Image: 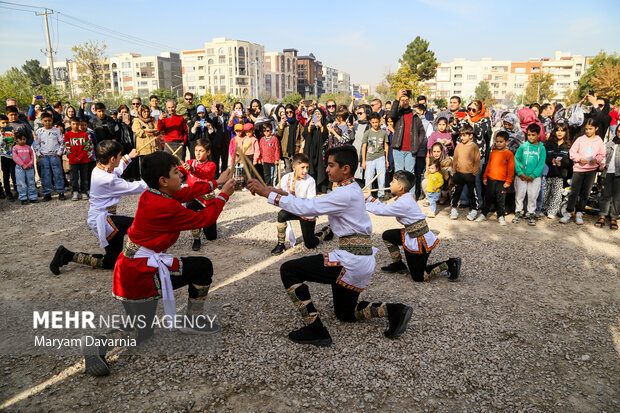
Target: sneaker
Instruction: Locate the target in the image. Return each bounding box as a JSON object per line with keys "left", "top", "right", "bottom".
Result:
{"left": 498, "top": 216, "right": 507, "bottom": 226}
{"left": 422, "top": 200, "right": 430, "bottom": 207}
{"left": 512, "top": 212, "right": 522, "bottom": 224}
{"left": 49, "top": 245, "right": 73, "bottom": 275}
{"left": 475, "top": 213, "right": 487, "bottom": 222}
{"left": 191, "top": 238, "right": 201, "bottom": 251}
{"left": 21, "top": 200, "right": 28, "bottom": 205}
{"left": 72, "top": 192, "right": 79, "bottom": 201}
{"left": 427, "top": 211, "right": 435, "bottom": 218}
{"left": 534, "top": 212, "right": 544, "bottom": 219}
{"left": 30, "top": 199, "right": 38, "bottom": 204}
{"left": 384, "top": 303, "right": 413, "bottom": 339}
{"left": 559, "top": 211, "right": 572, "bottom": 224}
{"left": 270, "top": 242, "right": 285, "bottom": 255}
{"left": 466, "top": 210, "right": 478, "bottom": 221}
{"left": 288, "top": 323, "right": 332, "bottom": 346}
{"left": 575, "top": 212, "right": 584, "bottom": 225}
{"left": 447, "top": 257, "right": 462, "bottom": 282}
{"left": 381, "top": 260, "right": 408, "bottom": 274}
{"left": 527, "top": 214, "right": 536, "bottom": 226}
{"left": 82, "top": 193, "right": 89, "bottom": 200}
{"left": 450, "top": 208, "right": 458, "bottom": 220}
{"left": 81, "top": 335, "right": 110, "bottom": 376}
{"left": 42, "top": 194, "right": 52, "bottom": 202}
{"left": 547, "top": 213, "right": 556, "bottom": 220}
{"left": 58, "top": 193, "right": 66, "bottom": 201}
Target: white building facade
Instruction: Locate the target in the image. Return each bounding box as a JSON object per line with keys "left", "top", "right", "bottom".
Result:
{"left": 264, "top": 50, "right": 298, "bottom": 99}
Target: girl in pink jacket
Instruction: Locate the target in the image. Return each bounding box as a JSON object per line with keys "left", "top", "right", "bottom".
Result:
{"left": 11, "top": 130, "right": 38, "bottom": 203}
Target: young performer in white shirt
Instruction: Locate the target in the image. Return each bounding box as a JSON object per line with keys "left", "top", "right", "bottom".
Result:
{"left": 49, "top": 141, "right": 147, "bottom": 274}
{"left": 364, "top": 170, "right": 461, "bottom": 282}
{"left": 248, "top": 146, "right": 412, "bottom": 346}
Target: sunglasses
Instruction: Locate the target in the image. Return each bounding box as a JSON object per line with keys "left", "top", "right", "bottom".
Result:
{"left": 132, "top": 103, "right": 140, "bottom": 105}
{"left": 467, "top": 107, "right": 477, "bottom": 112}
{"left": 285, "top": 110, "right": 294, "bottom": 114}
{"left": 598, "top": 104, "right": 604, "bottom": 108}
{"left": 185, "top": 98, "right": 192, "bottom": 101}
{"left": 357, "top": 112, "right": 364, "bottom": 115}
{"left": 327, "top": 104, "right": 336, "bottom": 108}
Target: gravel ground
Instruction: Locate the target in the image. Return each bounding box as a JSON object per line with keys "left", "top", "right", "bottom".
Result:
{"left": 0, "top": 189, "right": 618, "bottom": 412}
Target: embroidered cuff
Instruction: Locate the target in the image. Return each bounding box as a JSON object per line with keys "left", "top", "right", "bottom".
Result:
{"left": 367, "top": 197, "right": 377, "bottom": 203}
{"left": 216, "top": 193, "right": 229, "bottom": 203}
{"left": 122, "top": 154, "right": 131, "bottom": 164}
{"left": 267, "top": 192, "right": 281, "bottom": 206}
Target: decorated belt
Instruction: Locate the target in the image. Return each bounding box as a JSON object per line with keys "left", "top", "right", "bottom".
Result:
{"left": 107, "top": 206, "right": 118, "bottom": 215}
{"left": 405, "top": 220, "right": 429, "bottom": 238}
{"left": 338, "top": 234, "right": 373, "bottom": 256}
{"left": 122, "top": 239, "right": 141, "bottom": 259}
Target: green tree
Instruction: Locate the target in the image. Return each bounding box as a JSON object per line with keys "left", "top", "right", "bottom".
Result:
{"left": 399, "top": 36, "right": 438, "bottom": 82}
{"left": 282, "top": 92, "right": 302, "bottom": 106}
{"left": 72, "top": 41, "right": 107, "bottom": 99}
{"left": 319, "top": 92, "right": 350, "bottom": 106}
{"left": 577, "top": 51, "right": 620, "bottom": 97}
{"left": 0, "top": 66, "right": 67, "bottom": 111}
{"left": 503, "top": 92, "right": 518, "bottom": 109}
{"left": 590, "top": 62, "right": 620, "bottom": 104}
{"left": 386, "top": 66, "right": 428, "bottom": 97}
{"left": 150, "top": 88, "right": 177, "bottom": 104}
{"left": 474, "top": 80, "right": 494, "bottom": 106}
{"left": 524, "top": 73, "right": 555, "bottom": 104}
{"left": 198, "top": 92, "right": 237, "bottom": 111}
{"left": 563, "top": 88, "right": 582, "bottom": 106}
{"left": 433, "top": 97, "right": 448, "bottom": 110}
{"left": 374, "top": 81, "right": 395, "bottom": 102}
{"left": 21, "top": 59, "right": 51, "bottom": 90}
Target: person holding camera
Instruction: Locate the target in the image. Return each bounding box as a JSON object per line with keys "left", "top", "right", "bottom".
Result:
{"left": 208, "top": 100, "right": 230, "bottom": 177}
{"left": 189, "top": 105, "right": 215, "bottom": 160}
{"left": 388, "top": 88, "right": 427, "bottom": 195}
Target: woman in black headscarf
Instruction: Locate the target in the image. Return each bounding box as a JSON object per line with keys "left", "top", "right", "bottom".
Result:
{"left": 303, "top": 107, "right": 328, "bottom": 192}
{"left": 585, "top": 95, "right": 611, "bottom": 139}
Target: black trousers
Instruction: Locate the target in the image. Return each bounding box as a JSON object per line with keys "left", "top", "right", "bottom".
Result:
{"left": 382, "top": 229, "right": 444, "bottom": 282}
{"left": 452, "top": 172, "right": 479, "bottom": 210}
{"left": 186, "top": 199, "right": 217, "bottom": 240}
{"left": 277, "top": 210, "right": 318, "bottom": 248}
{"left": 263, "top": 162, "right": 276, "bottom": 186}
{"left": 280, "top": 254, "right": 361, "bottom": 322}
{"left": 121, "top": 256, "right": 213, "bottom": 342}
{"left": 70, "top": 163, "right": 90, "bottom": 193}
{"left": 103, "top": 215, "right": 134, "bottom": 269}
{"left": 566, "top": 170, "right": 597, "bottom": 213}
{"left": 1, "top": 156, "right": 16, "bottom": 194}
{"left": 481, "top": 178, "right": 507, "bottom": 217}
{"left": 211, "top": 145, "right": 228, "bottom": 178}
{"left": 414, "top": 156, "right": 426, "bottom": 199}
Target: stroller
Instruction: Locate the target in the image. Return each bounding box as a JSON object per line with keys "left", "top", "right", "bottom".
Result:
{"left": 558, "top": 173, "right": 603, "bottom": 216}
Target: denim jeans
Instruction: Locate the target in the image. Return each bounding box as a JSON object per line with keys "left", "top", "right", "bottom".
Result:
{"left": 392, "top": 149, "right": 416, "bottom": 194}
{"left": 427, "top": 191, "right": 440, "bottom": 213}
{"left": 15, "top": 165, "right": 37, "bottom": 200}
{"left": 365, "top": 157, "right": 386, "bottom": 197}
{"left": 40, "top": 155, "right": 66, "bottom": 195}
{"left": 460, "top": 157, "right": 485, "bottom": 206}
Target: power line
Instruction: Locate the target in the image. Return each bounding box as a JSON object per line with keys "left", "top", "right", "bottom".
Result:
{"left": 0, "top": 4, "right": 34, "bottom": 12}
{"left": 0, "top": 0, "right": 43, "bottom": 9}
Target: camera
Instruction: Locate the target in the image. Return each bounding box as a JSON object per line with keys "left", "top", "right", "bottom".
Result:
{"left": 588, "top": 89, "right": 595, "bottom": 96}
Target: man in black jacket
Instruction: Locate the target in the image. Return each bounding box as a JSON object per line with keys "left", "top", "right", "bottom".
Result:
{"left": 88, "top": 103, "right": 119, "bottom": 142}
{"left": 207, "top": 101, "right": 230, "bottom": 177}
{"left": 388, "top": 89, "right": 426, "bottom": 194}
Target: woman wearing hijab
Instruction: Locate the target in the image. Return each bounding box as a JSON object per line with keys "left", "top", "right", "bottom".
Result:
{"left": 276, "top": 104, "right": 303, "bottom": 173}
{"left": 116, "top": 104, "right": 139, "bottom": 181}
{"left": 302, "top": 107, "right": 328, "bottom": 191}
{"left": 458, "top": 100, "right": 492, "bottom": 200}
{"left": 132, "top": 104, "right": 161, "bottom": 174}
{"left": 585, "top": 95, "right": 611, "bottom": 139}
{"left": 500, "top": 112, "right": 524, "bottom": 154}
{"left": 188, "top": 105, "right": 215, "bottom": 158}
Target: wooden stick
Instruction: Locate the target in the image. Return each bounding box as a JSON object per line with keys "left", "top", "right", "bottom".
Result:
{"left": 362, "top": 170, "right": 384, "bottom": 190}
{"left": 277, "top": 160, "right": 281, "bottom": 187}
{"left": 136, "top": 137, "right": 157, "bottom": 154}
{"left": 165, "top": 143, "right": 183, "bottom": 161}
{"left": 369, "top": 187, "right": 390, "bottom": 192}
{"left": 236, "top": 147, "right": 267, "bottom": 187}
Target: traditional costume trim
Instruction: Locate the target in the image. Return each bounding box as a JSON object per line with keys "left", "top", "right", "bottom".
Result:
{"left": 273, "top": 194, "right": 282, "bottom": 206}
{"left": 122, "top": 155, "right": 130, "bottom": 164}
{"left": 106, "top": 206, "right": 118, "bottom": 215}
{"left": 401, "top": 229, "right": 439, "bottom": 254}
{"left": 337, "top": 177, "right": 356, "bottom": 187}
{"left": 336, "top": 269, "right": 363, "bottom": 293}
{"left": 105, "top": 216, "right": 119, "bottom": 241}
{"left": 405, "top": 219, "right": 430, "bottom": 238}
{"left": 96, "top": 163, "right": 114, "bottom": 173}
{"left": 122, "top": 239, "right": 141, "bottom": 258}
{"left": 323, "top": 253, "right": 342, "bottom": 267}
{"left": 300, "top": 216, "right": 317, "bottom": 222}
{"left": 215, "top": 195, "right": 227, "bottom": 203}
{"left": 338, "top": 234, "right": 373, "bottom": 255}
{"left": 147, "top": 188, "right": 172, "bottom": 199}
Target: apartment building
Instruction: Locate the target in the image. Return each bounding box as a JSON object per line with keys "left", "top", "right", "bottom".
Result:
{"left": 181, "top": 38, "right": 265, "bottom": 97}
{"left": 322, "top": 66, "right": 339, "bottom": 94}
{"left": 264, "top": 49, "right": 298, "bottom": 99}
{"left": 297, "top": 53, "right": 321, "bottom": 98}
{"left": 108, "top": 52, "right": 182, "bottom": 96}
{"left": 337, "top": 71, "right": 351, "bottom": 94}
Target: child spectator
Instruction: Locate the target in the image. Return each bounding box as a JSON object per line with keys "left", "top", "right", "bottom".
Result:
{"left": 597, "top": 125, "right": 620, "bottom": 230}
{"left": 33, "top": 112, "right": 67, "bottom": 201}
{"left": 270, "top": 153, "right": 321, "bottom": 255}
{"left": 422, "top": 142, "right": 451, "bottom": 203}
{"left": 79, "top": 117, "right": 98, "bottom": 179}
{"left": 88, "top": 102, "right": 119, "bottom": 143}
{"left": 425, "top": 160, "right": 443, "bottom": 217}
{"left": 65, "top": 117, "right": 92, "bottom": 200}
{"left": 476, "top": 131, "right": 514, "bottom": 225}
{"left": 11, "top": 130, "right": 38, "bottom": 204}
{"left": 0, "top": 114, "right": 17, "bottom": 201}
{"left": 259, "top": 123, "right": 280, "bottom": 186}
{"left": 500, "top": 113, "right": 524, "bottom": 154}
{"left": 450, "top": 124, "right": 480, "bottom": 221}
{"left": 543, "top": 122, "right": 571, "bottom": 219}
{"left": 229, "top": 123, "right": 260, "bottom": 167}
{"left": 512, "top": 124, "right": 547, "bottom": 226}
{"left": 324, "top": 108, "right": 352, "bottom": 163}
{"left": 561, "top": 119, "right": 606, "bottom": 224}
{"left": 361, "top": 113, "right": 389, "bottom": 199}
{"left": 179, "top": 138, "right": 219, "bottom": 251}
{"left": 427, "top": 117, "right": 454, "bottom": 155}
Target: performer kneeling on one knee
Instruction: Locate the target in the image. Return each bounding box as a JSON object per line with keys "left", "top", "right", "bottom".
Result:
{"left": 178, "top": 137, "right": 219, "bottom": 251}
{"left": 50, "top": 141, "right": 147, "bottom": 275}
{"left": 81, "top": 151, "right": 235, "bottom": 377}
{"left": 271, "top": 153, "right": 322, "bottom": 255}
{"left": 248, "top": 146, "right": 413, "bottom": 347}
{"left": 364, "top": 170, "right": 461, "bottom": 282}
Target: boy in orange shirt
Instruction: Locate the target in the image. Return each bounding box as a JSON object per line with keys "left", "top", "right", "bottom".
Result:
{"left": 476, "top": 131, "right": 514, "bottom": 225}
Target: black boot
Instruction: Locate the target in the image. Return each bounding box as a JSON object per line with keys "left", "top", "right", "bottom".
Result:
{"left": 314, "top": 225, "right": 333, "bottom": 242}
{"left": 81, "top": 334, "right": 110, "bottom": 376}
{"left": 271, "top": 242, "right": 285, "bottom": 255}
{"left": 49, "top": 245, "right": 73, "bottom": 275}
{"left": 447, "top": 258, "right": 462, "bottom": 282}
{"left": 192, "top": 238, "right": 201, "bottom": 251}
{"left": 288, "top": 319, "right": 332, "bottom": 346}
{"left": 381, "top": 260, "right": 408, "bottom": 274}
{"left": 384, "top": 303, "right": 413, "bottom": 339}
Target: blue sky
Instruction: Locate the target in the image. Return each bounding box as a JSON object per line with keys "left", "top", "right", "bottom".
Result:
{"left": 0, "top": 0, "right": 618, "bottom": 89}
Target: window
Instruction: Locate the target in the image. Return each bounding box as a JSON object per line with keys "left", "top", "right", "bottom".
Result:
{"left": 187, "top": 76, "right": 196, "bottom": 82}
{"left": 135, "top": 63, "right": 139, "bottom": 68}
{"left": 198, "top": 66, "right": 204, "bottom": 70}
{"left": 454, "top": 74, "right": 462, "bottom": 79}
{"left": 466, "top": 75, "right": 477, "bottom": 80}
{"left": 122, "top": 71, "right": 131, "bottom": 78}
{"left": 208, "top": 58, "right": 214, "bottom": 65}
{"left": 199, "top": 85, "right": 206, "bottom": 90}
{"left": 532, "top": 67, "right": 540, "bottom": 73}
{"left": 440, "top": 67, "right": 449, "bottom": 73}
{"left": 454, "top": 82, "right": 462, "bottom": 87}
{"left": 121, "top": 62, "right": 131, "bottom": 68}
{"left": 207, "top": 48, "right": 214, "bottom": 55}
{"left": 152, "top": 80, "right": 157, "bottom": 85}
{"left": 123, "top": 81, "right": 132, "bottom": 87}
{"left": 185, "top": 56, "right": 195, "bottom": 62}
{"left": 199, "top": 76, "right": 205, "bottom": 80}
{"left": 186, "top": 66, "right": 195, "bottom": 72}
{"left": 188, "top": 86, "right": 196, "bottom": 91}
{"left": 219, "top": 56, "right": 226, "bottom": 64}
{"left": 197, "top": 56, "right": 204, "bottom": 61}
{"left": 455, "top": 66, "right": 462, "bottom": 71}
{"left": 495, "top": 75, "right": 503, "bottom": 80}
{"left": 138, "top": 81, "right": 148, "bottom": 87}
{"left": 515, "top": 67, "right": 526, "bottom": 73}
{"left": 515, "top": 83, "right": 524, "bottom": 89}
{"left": 454, "top": 90, "right": 462, "bottom": 95}
{"left": 218, "top": 47, "right": 225, "bottom": 54}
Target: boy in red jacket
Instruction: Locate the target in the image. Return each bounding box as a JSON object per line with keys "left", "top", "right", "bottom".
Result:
{"left": 179, "top": 138, "right": 221, "bottom": 250}
{"left": 64, "top": 117, "right": 92, "bottom": 198}
{"left": 81, "top": 151, "right": 235, "bottom": 377}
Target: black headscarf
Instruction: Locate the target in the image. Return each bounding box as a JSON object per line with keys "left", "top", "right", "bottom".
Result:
{"left": 588, "top": 97, "right": 611, "bottom": 139}
{"left": 304, "top": 108, "right": 328, "bottom": 187}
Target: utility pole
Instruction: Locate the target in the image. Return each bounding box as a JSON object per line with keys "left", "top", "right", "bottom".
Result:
{"left": 36, "top": 8, "right": 56, "bottom": 85}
